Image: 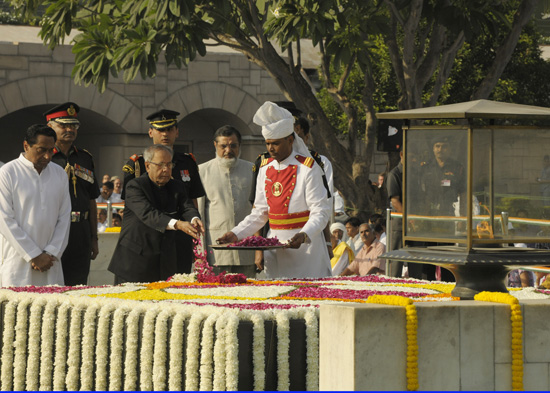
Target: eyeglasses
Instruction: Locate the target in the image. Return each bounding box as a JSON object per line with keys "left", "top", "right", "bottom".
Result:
{"left": 216, "top": 143, "right": 239, "bottom": 149}
{"left": 53, "top": 121, "right": 80, "bottom": 130}
{"left": 148, "top": 161, "right": 175, "bottom": 170}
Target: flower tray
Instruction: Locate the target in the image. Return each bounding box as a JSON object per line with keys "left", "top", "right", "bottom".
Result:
{"left": 209, "top": 244, "right": 286, "bottom": 250}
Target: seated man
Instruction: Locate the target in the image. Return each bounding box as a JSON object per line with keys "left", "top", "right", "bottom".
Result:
{"left": 345, "top": 217, "right": 364, "bottom": 256}
{"left": 340, "top": 223, "right": 386, "bottom": 276}
{"left": 97, "top": 209, "right": 108, "bottom": 233}
{"left": 330, "top": 222, "right": 354, "bottom": 276}
{"left": 97, "top": 181, "right": 122, "bottom": 203}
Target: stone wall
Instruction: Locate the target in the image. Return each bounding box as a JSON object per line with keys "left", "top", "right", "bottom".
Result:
{"left": 320, "top": 301, "right": 550, "bottom": 391}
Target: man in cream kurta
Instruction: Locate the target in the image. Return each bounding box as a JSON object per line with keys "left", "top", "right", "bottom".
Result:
{"left": 0, "top": 125, "right": 71, "bottom": 286}
{"left": 198, "top": 126, "right": 255, "bottom": 276}
{"left": 218, "top": 102, "right": 331, "bottom": 279}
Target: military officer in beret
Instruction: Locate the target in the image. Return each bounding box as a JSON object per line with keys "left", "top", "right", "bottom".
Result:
{"left": 122, "top": 109, "right": 206, "bottom": 273}
{"left": 46, "top": 102, "right": 100, "bottom": 286}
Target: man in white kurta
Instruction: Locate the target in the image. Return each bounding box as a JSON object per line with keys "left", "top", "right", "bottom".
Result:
{"left": 198, "top": 126, "right": 255, "bottom": 276}
{"left": 218, "top": 102, "right": 332, "bottom": 279}
{"left": 0, "top": 126, "right": 71, "bottom": 286}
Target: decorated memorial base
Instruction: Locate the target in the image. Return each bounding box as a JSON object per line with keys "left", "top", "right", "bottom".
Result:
{"left": 1, "top": 272, "right": 550, "bottom": 390}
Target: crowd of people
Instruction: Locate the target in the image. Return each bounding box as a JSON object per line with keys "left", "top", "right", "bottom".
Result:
{"left": 0, "top": 100, "right": 548, "bottom": 288}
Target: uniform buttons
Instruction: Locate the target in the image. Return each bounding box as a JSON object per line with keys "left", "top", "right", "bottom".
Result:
{"left": 284, "top": 204, "right": 288, "bottom": 207}
{"left": 287, "top": 196, "right": 290, "bottom": 199}
{"left": 293, "top": 175, "right": 296, "bottom": 178}
{"left": 291, "top": 183, "right": 295, "bottom": 186}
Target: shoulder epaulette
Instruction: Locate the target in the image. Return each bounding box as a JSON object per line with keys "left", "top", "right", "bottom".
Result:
{"left": 260, "top": 157, "right": 274, "bottom": 168}
{"left": 129, "top": 154, "right": 140, "bottom": 162}
{"left": 81, "top": 148, "right": 93, "bottom": 157}
{"left": 122, "top": 164, "right": 134, "bottom": 174}
{"left": 187, "top": 152, "right": 197, "bottom": 163}
{"left": 295, "top": 155, "right": 314, "bottom": 168}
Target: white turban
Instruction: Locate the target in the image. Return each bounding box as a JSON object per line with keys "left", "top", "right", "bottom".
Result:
{"left": 253, "top": 101, "right": 311, "bottom": 158}
{"left": 330, "top": 222, "right": 348, "bottom": 243}
{"left": 330, "top": 222, "right": 346, "bottom": 234}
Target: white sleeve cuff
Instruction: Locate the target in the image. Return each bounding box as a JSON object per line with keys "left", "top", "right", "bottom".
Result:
{"left": 167, "top": 219, "right": 178, "bottom": 230}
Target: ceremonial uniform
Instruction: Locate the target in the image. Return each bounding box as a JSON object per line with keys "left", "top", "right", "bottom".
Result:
{"left": 249, "top": 149, "right": 331, "bottom": 204}
{"left": 51, "top": 145, "right": 99, "bottom": 284}
{"left": 233, "top": 151, "right": 332, "bottom": 278}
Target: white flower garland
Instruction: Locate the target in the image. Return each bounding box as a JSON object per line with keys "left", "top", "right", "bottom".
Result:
{"left": 224, "top": 313, "right": 240, "bottom": 391}
{"left": 0, "top": 299, "right": 17, "bottom": 390}
{"left": 275, "top": 312, "right": 291, "bottom": 390}
{"left": 123, "top": 307, "right": 144, "bottom": 391}
{"left": 53, "top": 301, "right": 71, "bottom": 390}
{"left": 13, "top": 297, "right": 31, "bottom": 390}
{"left": 168, "top": 310, "right": 189, "bottom": 391}
{"left": 95, "top": 303, "right": 117, "bottom": 390}
{"left": 213, "top": 314, "right": 227, "bottom": 391}
{"left": 39, "top": 299, "right": 59, "bottom": 390}
{"left": 248, "top": 312, "right": 266, "bottom": 391}
{"left": 65, "top": 303, "right": 84, "bottom": 390}
{"left": 199, "top": 313, "right": 218, "bottom": 391}
{"left": 302, "top": 309, "right": 320, "bottom": 391}
{"left": 26, "top": 298, "right": 47, "bottom": 390}
{"left": 152, "top": 309, "right": 172, "bottom": 391}
{"left": 80, "top": 303, "right": 99, "bottom": 390}
{"left": 185, "top": 312, "right": 204, "bottom": 390}
{"left": 108, "top": 306, "right": 129, "bottom": 391}
{"left": 140, "top": 306, "right": 161, "bottom": 391}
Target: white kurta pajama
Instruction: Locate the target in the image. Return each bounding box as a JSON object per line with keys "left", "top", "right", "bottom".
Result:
{"left": 198, "top": 157, "right": 254, "bottom": 266}
{"left": 0, "top": 154, "right": 71, "bottom": 286}
{"left": 232, "top": 150, "right": 332, "bottom": 278}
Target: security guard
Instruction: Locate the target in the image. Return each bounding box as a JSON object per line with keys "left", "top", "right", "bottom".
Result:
{"left": 122, "top": 109, "right": 206, "bottom": 273}
{"left": 46, "top": 102, "right": 100, "bottom": 286}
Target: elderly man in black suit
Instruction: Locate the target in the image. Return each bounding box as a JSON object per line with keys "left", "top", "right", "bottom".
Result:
{"left": 108, "top": 144, "right": 204, "bottom": 283}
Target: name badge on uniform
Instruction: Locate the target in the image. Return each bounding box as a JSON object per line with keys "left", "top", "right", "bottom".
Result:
{"left": 180, "top": 169, "right": 190, "bottom": 182}
{"left": 441, "top": 179, "right": 451, "bottom": 187}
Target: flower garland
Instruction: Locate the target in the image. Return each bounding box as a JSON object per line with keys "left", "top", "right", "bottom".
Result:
{"left": 168, "top": 311, "right": 188, "bottom": 390}
{"left": 80, "top": 304, "right": 99, "bottom": 390}
{"left": 66, "top": 303, "right": 84, "bottom": 390}
{"left": 225, "top": 313, "right": 240, "bottom": 391}
{"left": 248, "top": 312, "right": 266, "bottom": 391}
{"left": 26, "top": 298, "right": 47, "bottom": 390}
{"left": 140, "top": 306, "right": 161, "bottom": 391}
{"left": 123, "top": 307, "right": 144, "bottom": 390}
{"left": 53, "top": 301, "right": 70, "bottom": 390}
{"left": 474, "top": 291, "right": 523, "bottom": 391}
{"left": 0, "top": 299, "right": 17, "bottom": 390}
{"left": 95, "top": 303, "right": 117, "bottom": 390}
{"left": 109, "top": 306, "right": 129, "bottom": 391}
{"left": 213, "top": 314, "right": 228, "bottom": 390}
{"left": 199, "top": 313, "right": 218, "bottom": 391}
{"left": 13, "top": 298, "right": 31, "bottom": 390}
{"left": 301, "top": 309, "right": 320, "bottom": 391}
{"left": 185, "top": 313, "right": 204, "bottom": 391}
{"left": 39, "top": 299, "right": 59, "bottom": 390}
{"left": 367, "top": 295, "right": 419, "bottom": 391}
{"left": 276, "top": 312, "right": 291, "bottom": 390}
{"left": 153, "top": 309, "right": 172, "bottom": 391}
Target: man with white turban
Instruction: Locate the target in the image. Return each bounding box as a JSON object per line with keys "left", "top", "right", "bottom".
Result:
{"left": 217, "top": 102, "right": 332, "bottom": 278}
{"left": 329, "top": 222, "right": 354, "bottom": 276}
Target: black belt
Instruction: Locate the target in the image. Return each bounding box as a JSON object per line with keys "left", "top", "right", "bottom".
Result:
{"left": 71, "top": 211, "right": 89, "bottom": 223}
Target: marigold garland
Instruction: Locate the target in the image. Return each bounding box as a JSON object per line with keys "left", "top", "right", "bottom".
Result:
{"left": 474, "top": 291, "right": 523, "bottom": 391}
{"left": 366, "top": 295, "right": 419, "bottom": 391}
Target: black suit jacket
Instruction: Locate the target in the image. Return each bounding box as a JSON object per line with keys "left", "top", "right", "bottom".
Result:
{"left": 108, "top": 174, "right": 200, "bottom": 282}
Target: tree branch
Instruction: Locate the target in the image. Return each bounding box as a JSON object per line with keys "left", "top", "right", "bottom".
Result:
{"left": 472, "top": 0, "right": 538, "bottom": 100}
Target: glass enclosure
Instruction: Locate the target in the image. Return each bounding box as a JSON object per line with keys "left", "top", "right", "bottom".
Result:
{"left": 404, "top": 126, "right": 550, "bottom": 248}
